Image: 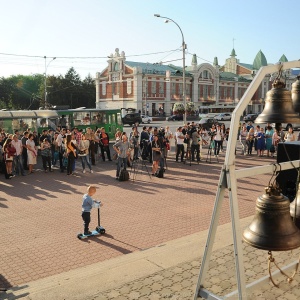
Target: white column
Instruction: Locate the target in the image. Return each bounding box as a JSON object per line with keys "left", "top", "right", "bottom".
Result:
{"left": 234, "top": 79, "right": 239, "bottom": 103}
{"left": 165, "top": 71, "right": 171, "bottom": 115}
{"left": 133, "top": 67, "right": 142, "bottom": 111}
{"left": 215, "top": 67, "right": 220, "bottom": 105}
{"left": 193, "top": 76, "right": 198, "bottom": 105}
{"left": 95, "top": 73, "right": 100, "bottom": 109}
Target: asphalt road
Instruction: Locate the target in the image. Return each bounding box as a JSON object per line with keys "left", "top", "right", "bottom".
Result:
{"left": 123, "top": 119, "right": 231, "bottom": 136}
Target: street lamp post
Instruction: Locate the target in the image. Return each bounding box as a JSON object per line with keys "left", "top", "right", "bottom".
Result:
{"left": 44, "top": 56, "right": 56, "bottom": 109}
{"left": 154, "top": 14, "right": 187, "bottom": 123}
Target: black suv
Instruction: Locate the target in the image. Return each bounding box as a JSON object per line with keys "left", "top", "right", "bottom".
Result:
{"left": 122, "top": 113, "right": 142, "bottom": 126}
{"left": 198, "top": 118, "right": 223, "bottom": 130}
{"left": 166, "top": 114, "right": 183, "bottom": 121}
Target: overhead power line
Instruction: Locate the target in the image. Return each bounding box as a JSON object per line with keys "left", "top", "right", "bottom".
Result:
{"left": 186, "top": 51, "right": 213, "bottom": 64}
{"left": 0, "top": 49, "right": 181, "bottom": 60}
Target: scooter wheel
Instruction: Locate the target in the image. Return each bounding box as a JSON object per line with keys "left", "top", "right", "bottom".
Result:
{"left": 96, "top": 226, "right": 105, "bottom": 234}
{"left": 96, "top": 226, "right": 102, "bottom": 233}
{"left": 77, "top": 233, "right": 83, "bottom": 239}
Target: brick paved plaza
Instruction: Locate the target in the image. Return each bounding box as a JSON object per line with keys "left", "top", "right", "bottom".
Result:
{"left": 0, "top": 149, "right": 280, "bottom": 298}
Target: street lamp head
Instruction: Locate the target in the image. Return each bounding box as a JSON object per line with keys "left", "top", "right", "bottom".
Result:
{"left": 154, "top": 14, "right": 160, "bottom": 17}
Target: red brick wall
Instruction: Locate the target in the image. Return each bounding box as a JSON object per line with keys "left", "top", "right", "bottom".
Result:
{"left": 237, "top": 65, "right": 251, "bottom": 75}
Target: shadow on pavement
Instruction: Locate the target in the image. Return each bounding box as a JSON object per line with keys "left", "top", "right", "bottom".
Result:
{"left": 0, "top": 274, "right": 29, "bottom": 300}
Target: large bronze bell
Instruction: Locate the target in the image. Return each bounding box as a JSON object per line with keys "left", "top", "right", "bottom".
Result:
{"left": 292, "top": 76, "right": 300, "bottom": 113}
{"left": 243, "top": 185, "right": 300, "bottom": 251}
{"left": 255, "top": 79, "right": 300, "bottom": 124}
{"left": 290, "top": 183, "right": 300, "bottom": 229}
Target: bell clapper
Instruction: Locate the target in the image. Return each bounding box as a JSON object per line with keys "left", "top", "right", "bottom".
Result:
{"left": 267, "top": 251, "right": 300, "bottom": 287}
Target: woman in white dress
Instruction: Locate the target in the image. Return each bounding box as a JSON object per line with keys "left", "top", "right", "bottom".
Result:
{"left": 284, "top": 127, "right": 296, "bottom": 142}
{"left": 164, "top": 126, "right": 173, "bottom": 158}
{"left": 26, "top": 133, "right": 37, "bottom": 174}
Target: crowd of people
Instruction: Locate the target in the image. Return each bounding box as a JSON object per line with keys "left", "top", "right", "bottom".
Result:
{"left": 239, "top": 122, "right": 299, "bottom": 157}
{"left": 113, "top": 125, "right": 171, "bottom": 177}
{"left": 0, "top": 126, "right": 113, "bottom": 179}
{"left": 1, "top": 121, "right": 298, "bottom": 180}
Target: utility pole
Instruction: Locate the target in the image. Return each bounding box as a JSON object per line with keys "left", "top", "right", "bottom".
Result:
{"left": 44, "top": 56, "right": 56, "bottom": 109}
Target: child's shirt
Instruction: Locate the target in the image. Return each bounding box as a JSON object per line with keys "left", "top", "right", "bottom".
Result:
{"left": 82, "top": 194, "right": 93, "bottom": 212}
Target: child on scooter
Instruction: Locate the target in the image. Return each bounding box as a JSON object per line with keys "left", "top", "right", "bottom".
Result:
{"left": 81, "top": 185, "right": 102, "bottom": 235}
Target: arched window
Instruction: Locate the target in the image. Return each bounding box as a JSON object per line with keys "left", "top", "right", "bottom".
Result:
{"left": 114, "top": 62, "right": 119, "bottom": 71}
{"left": 200, "top": 70, "right": 212, "bottom": 80}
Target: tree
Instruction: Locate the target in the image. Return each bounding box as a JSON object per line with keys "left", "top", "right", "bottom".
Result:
{"left": 0, "top": 67, "right": 96, "bottom": 110}
{"left": 0, "top": 77, "right": 14, "bottom": 109}
{"left": 81, "top": 73, "right": 96, "bottom": 108}
{"left": 0, "top": 75, "right": 44, "bottom": 109}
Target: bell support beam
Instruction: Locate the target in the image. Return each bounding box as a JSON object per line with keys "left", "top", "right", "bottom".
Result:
{"left": 226, "top": 164, "right": 247, "bottom": 298}
{"left": 235, "top": 160, "right": 300, "bottom": 179}
{"left": 194, "top": 60, "right": 300, "bottom": 300}
{"left": 193, "top": 169, "right": 228, "bottom": 299}
{"left": 223, "top": 260, "right": 298, "bottom": 300}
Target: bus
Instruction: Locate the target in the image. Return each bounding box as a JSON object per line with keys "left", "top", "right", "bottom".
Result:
{"left": 0, "top": 110, "right": 59, "bottom": 134}
{"left": 56, "top": 108, "right": 123, "bottom": 139}
{"left": 199, "top": 104, "right": 237, "bottom": 119}
{"left": 0, "top": 108, "right": 123, "bottom": 140}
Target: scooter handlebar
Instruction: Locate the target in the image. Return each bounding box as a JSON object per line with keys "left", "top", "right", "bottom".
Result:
{"left": 92, "top": 200, "right": 101, "bottom": 208}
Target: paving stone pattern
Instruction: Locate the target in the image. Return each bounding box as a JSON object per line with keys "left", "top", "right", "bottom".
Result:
{"left": 89, "top": 243, "right": 300, "bottom": 300}
{"left": 0, "top": 148, "right": 287, "bottom": 294}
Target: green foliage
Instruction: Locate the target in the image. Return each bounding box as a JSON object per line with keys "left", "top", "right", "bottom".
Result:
{"left": 0, "top": 68, "right": 96, "bottom": 110}
{"left": 186, "top": 102, "right": 196, "bottom": 116}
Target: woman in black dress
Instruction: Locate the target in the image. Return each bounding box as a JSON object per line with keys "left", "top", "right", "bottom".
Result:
{"left": 151, "top": 135, "right": 161, "bottom": 175}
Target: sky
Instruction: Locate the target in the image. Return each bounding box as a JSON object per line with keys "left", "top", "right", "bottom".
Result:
{"left": 1, "top": 0, "right": 300, "bottom": 80}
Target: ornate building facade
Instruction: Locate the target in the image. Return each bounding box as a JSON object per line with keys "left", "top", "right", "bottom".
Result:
{"left": 95, "top": 48, "right": 297, "bottom": 116}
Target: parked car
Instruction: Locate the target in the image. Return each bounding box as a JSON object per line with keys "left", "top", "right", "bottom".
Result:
{"left": 141, "top": 114, "right": 152, "bottom": 123}
{"left": 214, "top": 113, "right": 231, "bottom": 121}
{"left": 199, "top": 113, "right": 209, "bottom": 119}
{"left": 243, "top": 113, "right": 259, "bottom": 122}
{"left": 166, "top": 114, "right": 183, "bottom": 121}
{"left": 199, "top": 118, "right": 223, "bottom": 130}
{"left": 122, "top": 113, "right": 142, "bottom": 126}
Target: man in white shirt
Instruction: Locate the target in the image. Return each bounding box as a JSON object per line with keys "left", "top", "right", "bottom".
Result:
{"left": 12, "top": 134, "right": 25, "bottom": 176}
{"left": 175, "top": 127, "right": 185, "bottom": 162}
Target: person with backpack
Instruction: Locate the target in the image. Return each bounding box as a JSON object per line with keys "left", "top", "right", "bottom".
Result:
{"left": 113, "top": 135, "right": 132, "bottom": 180}
{"left": 129, "top": 126, "right": 139, "bottom": 161}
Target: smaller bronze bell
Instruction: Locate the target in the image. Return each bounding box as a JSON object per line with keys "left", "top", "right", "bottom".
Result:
{"left": 292, "top": 76, "right": 300, "bottom": 114}
{"left": 255, "top": 79, "right": 300, "bottom": 124}
{"left": 290, "top": 183, "right": 300, "bottom": 229}
{"left": 243, "top": 185, "right": 300, "bottom": 251}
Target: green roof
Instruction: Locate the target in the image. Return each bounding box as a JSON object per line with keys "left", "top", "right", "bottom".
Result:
{"left": 230, "top": 48, "right": 237, "bottom": 57}
{"left": 279, "top": 54, "right": 288, "bottom": 62}
{"left": 213, "top": 57, "right": 219, "bottom": 66}
{"left": 220, "top": 72, "right": 251, "bottom": 82}
{"left": 126, "top": 61, "right": 174, "bottom": 72}
{"left": 192, "top": 54, "right": 197, "bottom": 65}
{"left": 253, "top": 50, "right": 268, "bottom": 70}
{"left": 125, "top": 61, "right": 192, "bottom": 76}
